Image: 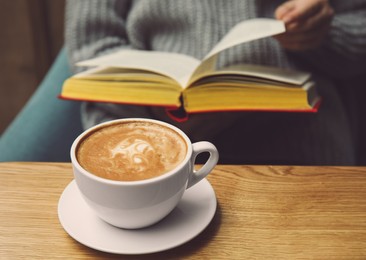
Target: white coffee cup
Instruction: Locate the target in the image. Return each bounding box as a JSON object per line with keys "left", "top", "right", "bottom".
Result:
{"left": 70, "top": 118, "right": 219, "bottom": 229}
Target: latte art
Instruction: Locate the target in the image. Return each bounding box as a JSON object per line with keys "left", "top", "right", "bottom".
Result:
{"left": 111, "top": 138, "right": 155, "bottom": 169}
{"left": 76, "top": 121, "right": 187, "bottom": 181}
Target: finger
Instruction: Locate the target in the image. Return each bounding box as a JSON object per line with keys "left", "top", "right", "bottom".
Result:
{"left": 274, "top": 23, "right": 330, "bottom": 51}
{"left": 276, "top": 22, "right": 330, "bottom": 44}
{"left": 285, "top": 21, "right": 301, "bottom": 31}
{"left": 303, "top": 4, "right": 334, "bottom": 32}
{"left": 291, "top": 0, "right": 324, "bottom": 21}
{"left": 275, "top": 26, "right": 329, "bottom": 51}
{"left": 279, "top": 0, "right": 326, "bottom": 25}
{"left": 275, "top": 1, "right": 296, "bottom": 22}
{"left": 287, "top": 3, "right": 334, "bottom": 33}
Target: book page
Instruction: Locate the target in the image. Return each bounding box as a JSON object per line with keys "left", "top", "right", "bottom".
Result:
{"left": 204, "top": 18, "right": 285, "bottom": 60}
{"left": 77, "top": 50, "right": 200, "bottom": 87}
{"left": 191, "top": 64, "right": 311, "bottom": 86}
{"left": 188, "top": 19, "right": 286, "bottom": 84}
{"left": 74, "top": 66, "right": 179, "bottom": 85}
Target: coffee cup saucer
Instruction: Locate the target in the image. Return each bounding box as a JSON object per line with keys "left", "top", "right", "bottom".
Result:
{"left": 58, "top": 179, "right": 217, "bottom": 255}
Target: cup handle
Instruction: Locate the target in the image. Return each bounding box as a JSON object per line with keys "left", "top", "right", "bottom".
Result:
{"left": 187, "top": 141, "right": 219, "bottom": 189}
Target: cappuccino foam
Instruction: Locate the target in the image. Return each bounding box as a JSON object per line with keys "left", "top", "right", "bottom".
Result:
{"left": 76, "top": 121, "right": 187, "bottom": 181}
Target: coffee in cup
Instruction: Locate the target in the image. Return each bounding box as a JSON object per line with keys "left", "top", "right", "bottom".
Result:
{"left": 71, "top": 118, "right": 218, "bottom": 229}
{"left": 76, "top": 121, "right": 187, "bottom": 181}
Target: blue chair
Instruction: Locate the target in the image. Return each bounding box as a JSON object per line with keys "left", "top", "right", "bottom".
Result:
{"left": 0, "top": 48, "right": 83, "bottom": 162}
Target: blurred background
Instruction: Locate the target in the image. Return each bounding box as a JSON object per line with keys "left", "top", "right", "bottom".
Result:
{"left": 0, "top": 0, "right": 65, "bottom": 135}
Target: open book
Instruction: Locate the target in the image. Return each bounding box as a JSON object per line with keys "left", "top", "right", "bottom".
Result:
{"left": 60, "top": 18, "right": 320, "bottom": 115}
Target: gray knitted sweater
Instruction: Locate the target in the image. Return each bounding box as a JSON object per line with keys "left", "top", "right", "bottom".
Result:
{"left": 65, "top": 0, "right": 366, "bottom": 165}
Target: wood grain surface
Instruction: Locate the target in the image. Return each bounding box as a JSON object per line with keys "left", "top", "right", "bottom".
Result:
{"left": 1, "top": 162, "right": 366, "bottom": 259}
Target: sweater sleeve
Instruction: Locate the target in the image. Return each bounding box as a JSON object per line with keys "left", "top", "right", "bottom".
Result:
{"left": 292, "top": 4, "right": 366, "bottom": 78}
{"left": 64, "top": 0, "right": 132, "bottom": 73}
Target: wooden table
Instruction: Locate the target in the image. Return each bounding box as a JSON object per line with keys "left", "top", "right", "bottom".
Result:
{"left": 1, "top": 162, "right": 366, "bottom": 259}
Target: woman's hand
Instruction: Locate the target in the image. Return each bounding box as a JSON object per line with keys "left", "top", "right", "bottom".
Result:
{"left": 274, "top": 0, "right": 334, "bottom": 51}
